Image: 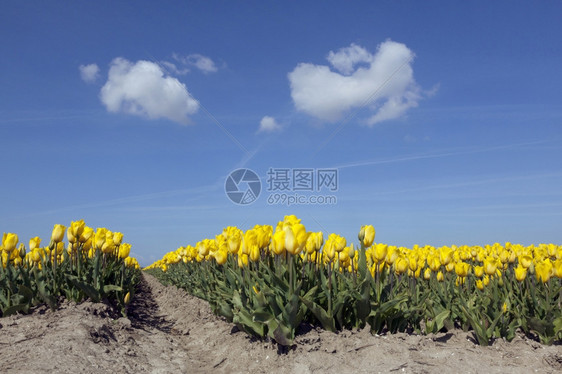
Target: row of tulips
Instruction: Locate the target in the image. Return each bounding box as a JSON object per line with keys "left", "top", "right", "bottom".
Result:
{"left": 146, "top": 215, "right": 562, "bottom": 346}
{"left": 1, "top": 220, "right": 140, "bottom": 317}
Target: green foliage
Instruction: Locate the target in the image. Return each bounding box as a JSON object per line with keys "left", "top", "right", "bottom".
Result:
{"left": 147, "top": 247, "right": 562, "bottom": 347}
{"left": 0, "top": 249, "right": 140, "bottom": 318}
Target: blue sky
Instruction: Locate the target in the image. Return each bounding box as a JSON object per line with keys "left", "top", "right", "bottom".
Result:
{"left": 1, "top": 1, "right": 561, "bottom": 266}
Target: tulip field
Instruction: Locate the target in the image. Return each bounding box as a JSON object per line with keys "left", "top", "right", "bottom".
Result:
{"left": 146, "top": 215, "right": 562, "bottom": 346}
{"left": 1, "top": 220, "right": 140, "bottom": 317}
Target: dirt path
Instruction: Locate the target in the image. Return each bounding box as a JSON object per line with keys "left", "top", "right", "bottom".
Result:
{"left": 1, "top": 273, "right": 561, "bottom": 373}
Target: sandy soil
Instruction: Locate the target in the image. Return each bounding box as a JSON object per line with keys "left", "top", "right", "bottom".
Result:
{"left": 1, "top": 273, "right": 561, "bottom": 374}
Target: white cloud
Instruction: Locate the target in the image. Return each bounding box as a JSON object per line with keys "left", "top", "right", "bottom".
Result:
{"left": 173, "top": 53, "right": 218, "bottom": 74}
{"left": 288, "top": 40, "right": 430, "bottom": 126}
{"left": 79, "top": 63, "right": 100, "bottom": 83}
{"left": 100, "top": 58, "right": 199, "bottom": 124}
{"left": 326, "top": 43, "right": 372, "bottom": 75}
{"left": 258, "top": 116, "right": 282, "bottom": 133}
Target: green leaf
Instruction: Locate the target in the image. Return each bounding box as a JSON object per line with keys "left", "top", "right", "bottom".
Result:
{"left": 102, "top": 285, "right": 123, "bottom": 294}
{"left": 67, "top": 275, "right": 101, "bottom": 302}
{"left": 2, "top": 303, "right": 29, "bottom": 317}
{"left": 300, "top": 297, "right": 336, "bottom": 332}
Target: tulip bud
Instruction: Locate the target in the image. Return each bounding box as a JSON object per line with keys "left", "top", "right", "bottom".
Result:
{"left": 2, "top": 233, "right": 18, "bottom": 252}
{"left": 118, "top": 243, "right": 131, "bottom": 259}
{"left": 51, "top": 224, "right": 66, "bottom": 243}
{"left": 360, "top": 225, "right": 375, "bottom": 248}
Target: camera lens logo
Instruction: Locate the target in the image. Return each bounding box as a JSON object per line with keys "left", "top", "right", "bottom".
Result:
{"left": 225, "top": 168, "right": 261, "bottom": 205}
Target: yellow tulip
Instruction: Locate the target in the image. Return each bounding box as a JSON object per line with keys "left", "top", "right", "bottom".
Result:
{"left": 249, "top": 244, "right": 260, "bottom": 262}
{"left": 305, "top": 232, "right": 323, "bottom": 254}
{"left": 408, "top": 254, "right": 418, "bottom": 272}
{"left": 514, "top": 265, "right": 527, "bottom": 282}
{"left": 394, "top": 256, "right": 409, "bottom": 275}
{"left": 271, "top": 230, "right": 285, "bottom": 256}
{"left": 214, "top": 249, "right": 228, "bottom": 265}
{"left": 283, "top": 226, "right": 298, "bottom": 255}
{"left": 474, "top": 265, "right": 484, "bottom": 278}
{"left": 385, "top": 246, "right": 399, "bottom": 266}
{"left": 225, "top": 227, "right": 243, "bottom": 254}
{"left": 454, "top": 262, "right": 470, "bottom": 278}
{"left": 80, "top": 226, "right": 94, "bottom": 243}
{"left": 67, "top": 220, "right": 85, "bottom": 243}
{"left": 359, "top": 225, "right": 375, "bottom": 248}
{"left": 436, "top": 271, "right": 444, "bottom": 282}
{"left": 348, "top": 243, "right": 355, "bottom": 260}
{"left": 101, "top": 233, "right": 115, "bottom": 254}
{"left": 51, "top": 224, "right": 66, "bottom": 243}
{"left": 373, "top": 243, "right": 388, "bottom": 263}
{"left": 94, "top": 228, "right": 107, "bottom": 249}
{"left": 427, "top": 255, "right": 441, "bottom": 272}
{"left": 518, "top": 254, "right": 532, "bottom": 269}
{"left": 324, "top": 233, "right": 346, "bottom": 261}
{"left": 29, "top": 237, "right": 41, "bottom": 251}
{"left": 439, "top": 247, "right": 453, "bottom": 266}
{"left": 237, "top": 253, "right": 249, "bottom": 268}
{"left": 535, "top": 259, "right": 553, "bottom": 283}
{"left": 475, "top": 279, "right": 484, "bottom": 290}
{"left": 483, "top": 257, "right": 497, "bottom": 276}
{"left": 55, "top": 241, "right": 64, "bottom": 256}
{"left": 197, "top": 240, "right": 209, "bottom": 257}
{"left": 118, "top": 243, "right": 131, "bottom": 259}
{"left": 423, "top": 268, "right": 431, "bottom": 280}
{"left": 338, "top": 248, "right": 350, "bottom": 263}
{"left": 113, "top": 232, "right": 124, "bottom": 246}
{"left": 2, "top": 233, "right": 18, "bottom": 252}
{"left": 31, "top": 248, "right": 43, "bottom": 263}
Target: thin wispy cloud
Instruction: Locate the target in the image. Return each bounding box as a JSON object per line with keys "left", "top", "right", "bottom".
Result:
{"left": 21, "top": 184, "right": 219, "bottom": 217}
{"left": 172, "top": 53, "right": 218, "bottom": 74}
{"left": 334, "top": 140, "right": 550, "bottom": 170}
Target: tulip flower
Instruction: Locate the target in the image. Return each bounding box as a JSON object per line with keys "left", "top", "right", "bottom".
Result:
{"left": 514, "top": 265, "right": 527, "bottom": 282}
{"left": 113, "top": 232, "right": 124, "bottom": 246}
{"left": 358, "top": 225, "right": 375, "bottom": 248}
{"left": 454, "top": 262, "right": 470, "bottom": 278}
{"left": 214, "top": 249, "right": 228, "bottom": 265}
{"left": 29, "top": 237, "right": 41, "bottom": 251}
{"left": 80, "top": 226, "right": 94, "bottom": 243}
{"left": 373, "top": 243, "right": 388, "bottom": 263}
{"left": 483, "top": 257, "right": 498, "bottom": 276}
{"left": 439, "top": 247, "right": 453, "bottom": 266}
{"left": 94, "top": 228, "right": 107, "bottom": 249}
{"left": 2, "top": 233, "right": 19, "bottom": 252}
{"left": 51, "top": 224, "right": 66, "bottom": 243}
{"left": 518, "top": 254, "right": 533, "bottom": 269}
{"left": 271, "top": 230, "right": 285, "bottom": 256}
{"left": 535, "top": 259, "right": 553, "bottom": 283}
{"left": 394, "top": 256, "right": 409, "bottom": 275}
{"left": 118, "top": 243, "right": 131, "bottom": 259}
{"left": 67, "top": 220, "right": 85, "bottom": 243}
